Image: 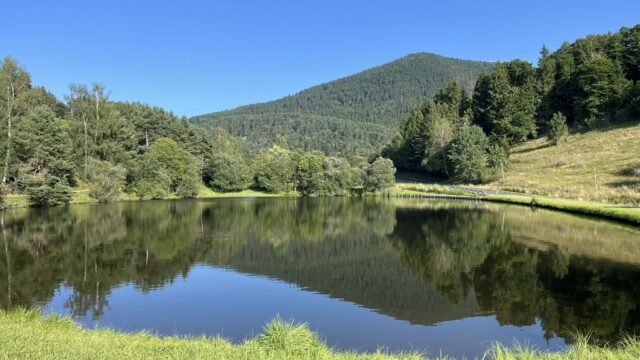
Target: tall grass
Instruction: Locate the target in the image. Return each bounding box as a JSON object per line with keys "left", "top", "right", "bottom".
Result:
{"left": 491, "top": 123, "right": 640, "bottom": 205}
{"left": 2, "top": 309, "right": 640, "bottom": 359}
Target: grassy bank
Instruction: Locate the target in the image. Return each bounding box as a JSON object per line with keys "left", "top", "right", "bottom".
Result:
{"left": 0, "top": 309, "right": 416, "bottom": 360}
{"left": 3, "top": 183, "right": 639, "bottom": 226}
{"left": 2, "top": 185, "right": 293, "bottom": 209}
{"left": 2, "top": 310, "right": 640, "bottom": 360}
{"left": 488, "top": 123, "right": 640, "bottom": 204}
{"left": 484, "top": 194, "right": 640, "bottom": 225}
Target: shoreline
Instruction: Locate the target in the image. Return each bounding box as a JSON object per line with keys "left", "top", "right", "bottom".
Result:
{"left": 3, "top": 186, "right": 639, "bottom": 226}
{"left": 1, "top": 309, "right": 639, "bottom": 360}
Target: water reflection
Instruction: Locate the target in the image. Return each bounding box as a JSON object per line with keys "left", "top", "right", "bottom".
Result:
{"left": 1, "top": 198, "right": 639, "bottom": 353}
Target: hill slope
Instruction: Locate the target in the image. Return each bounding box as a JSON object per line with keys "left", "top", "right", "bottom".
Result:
{"left": 490, "top": 123, "right": 640, "bottom": 204}
{"left": 191, "top": 53, "right": 493, "bottom": 155}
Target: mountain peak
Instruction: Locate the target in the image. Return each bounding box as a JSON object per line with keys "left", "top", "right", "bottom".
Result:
{"left": 191, "top": 53, "right": 493, "bottom": 155}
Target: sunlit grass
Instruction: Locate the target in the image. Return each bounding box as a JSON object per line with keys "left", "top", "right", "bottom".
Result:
{"left": 393, "top": 183, "right": 477, "bottom": 197}
{"left": 488, "top": 122, "right": 640, "bottom": 205}
{"left": 485, "top": 194, "right": 640, "bottom": 225}
{"left": 0, "top": 309, "right": 420, "bottom": 360}
{"left": 2, "top": 309, "right": 640, "bottom": 359}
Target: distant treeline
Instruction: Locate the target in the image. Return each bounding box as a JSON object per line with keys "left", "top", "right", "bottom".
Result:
{"left": 190, "top": 53, "right": 493, "bottom": 155}
{"left": 382, "top": 24, "right": 640, "bottom": 182}
{"left": 0, "top": 59, "right": 396, "bottom": 206}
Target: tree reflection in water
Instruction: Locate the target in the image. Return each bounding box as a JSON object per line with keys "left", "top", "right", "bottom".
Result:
{"left": 1, "top": 198, "right": 639, "bottom": 344}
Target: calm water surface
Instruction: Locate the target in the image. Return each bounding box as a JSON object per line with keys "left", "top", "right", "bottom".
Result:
{"left": 2, "top": 198, "right": 640, "bottom": 358}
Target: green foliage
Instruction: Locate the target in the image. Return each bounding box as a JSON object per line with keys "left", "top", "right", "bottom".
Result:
{"left": 364, "top": 157, "right": 396, "bottom": 192}
{"left": 134, "top": 138, "right": 199, "bottom": 198}
{"left": 25, "top": 174, "right": 72, "bottom": 206}
{"left": 447, "top": 125, "right": 489, "bottom": 183}
{"left": 66, "top": 84, "right": 137, "bottom": 168}
{"left": 258, "top": 318, "right": 323, "bottom": 356}
{"left": 203, "top": 152, "right": 252, "bottom": 192}
{"left": 384, "top": 24, "right": 640, "bottom": 184}
{"left": 321, "top": 156, "right": 353, "bottom": 195}
{"left": 255, "top": 145, "right": 296, "bottom": 193}
{"left": 86, "top": 157, "right": 127, "bottom": 202}
{"left": 548, "top": 112, "right": 569, "bottom": 145}
{"left": 473, "top": 60, "right": 539, "bottom": 144}
{"left": 536, "top": 25, "right": 639, "bottom": 128}
{"left": 383, "top": 81, "right": 470, "bottom": 174}
{"left": 17, "top": 105, "right": 75, "bottom": 184}
{"left": 295, "top": 151, "right": 326, "bottom": 195}
{"left": 487, "top": 143, "right": 509, "bottom": 180}
{"left": 192, "top": 53, "right": 493, "bottom": 156}
{"left": 134, "top": 169, "right": 171, "bottom": 200}
{"left": 574, "top": 56, "right": 630, "bottom": 127}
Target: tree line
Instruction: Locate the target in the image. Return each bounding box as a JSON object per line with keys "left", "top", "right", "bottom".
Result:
{"left": 382, "top": 24, "right": 640, "bottom": 182}
{"left": 0, "top": 58, "right": 396, "bottom": 206}
{"left": 191, "top": 53, "right": 493, "bottom": 156}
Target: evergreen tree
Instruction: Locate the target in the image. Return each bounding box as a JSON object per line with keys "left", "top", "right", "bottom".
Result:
{"left": 17, "top": 105, "right": 75, "bottom": 185}
{"left": 547, "top": 112, "right": 569, "bottom": 145}
{"left": 447, "top": 125, "right": 489, "bottom": 183}
{"left": 574, "top": 56, "right": 630, "bottom": 127}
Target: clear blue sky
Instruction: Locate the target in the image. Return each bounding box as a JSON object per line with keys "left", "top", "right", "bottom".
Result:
{"left": 1, "top": 1, "right": 638, "bottom": 116}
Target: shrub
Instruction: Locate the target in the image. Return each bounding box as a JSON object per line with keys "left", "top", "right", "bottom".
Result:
{"left": 26, "top": 175, "right": 72, "bottom": 206}
{"left": 295, "top": 151, "right": 326, "bottom": 195}
{"left": 548, "top": 112, "right": 569, "bottom": 145}
{"left": 203, "top": 152, "right": 252, "bottom": 192}
{"left": 254, "top": 145, "right": 295, "bottom": 193}
{"left": 133, "top": 138, "right": 199, "bottom": 198}
{"left": 364, "top": 157, "right": 396, "bottom": 192}
{"left": 447, "top": 125, "right": 489, "bottom": 183}
{"left": 86, "top": 158, "right": 127, "bottom": 203}
{"left": 134, "top": 170, "right": 171, "bottom": 200}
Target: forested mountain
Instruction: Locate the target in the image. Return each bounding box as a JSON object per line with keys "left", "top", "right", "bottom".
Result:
{"left": 191, "top": 53, "right": 493, "bottom": 155}
{"left": 382, "top": 24, "right": 640, "bottom": 184}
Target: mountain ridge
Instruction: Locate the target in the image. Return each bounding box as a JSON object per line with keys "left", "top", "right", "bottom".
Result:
{"left": 191, "top": 52, "right": 493, "bottom": 155}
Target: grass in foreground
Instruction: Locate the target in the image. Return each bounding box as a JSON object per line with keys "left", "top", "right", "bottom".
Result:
{"left": 2, "top": 310, "right": 640, "bottom": 359}
{"left": 0, "top": 309, "right": 418, "bottom": 360}
{"left": 490, "top": 122, "right": 640, "bottom": 204}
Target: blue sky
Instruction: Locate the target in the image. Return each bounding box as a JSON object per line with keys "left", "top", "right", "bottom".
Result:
{"left": 1, "top": 1, "right": 638, "bottom": 116}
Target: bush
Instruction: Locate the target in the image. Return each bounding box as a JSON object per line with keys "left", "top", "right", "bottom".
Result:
{"left": 254, "top": 145, "right": 295, "bottom": 193}
{"left": 447, "top": 125, "right": 489, "bottom": 183}
{"left": 364, "top": 157, "right": 396, "bottom": 192}
{"left": 548, "top": 112, "right": 569, "bottom": 145}
{"left": 133, "top": 138, "right": 200, "bottom": 199}
{"left": 487, "top": 143, "right": 509, "bottom": 180}
{"left": 203, "top": 152, "right": 252, "bottom": 192}
{"left": 26, "top": 175, "right": 72, "bottom": 206}
{"left": 175, "top": 175, "right": 200, "bottom": 198}
{"left": 134, "top": 170, "right": 171, "bottom": 200}
{"left": 86, "top": 158, "right": 127, "bottom": 203}
{"left": 295, "top": 151, "right": 326, "bottom": 195}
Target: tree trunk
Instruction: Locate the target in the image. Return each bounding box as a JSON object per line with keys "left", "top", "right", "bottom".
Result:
{"left": 83, "top": 119, "right": 88, "bottom": 177}
{"left": 2, "top": 84, "right": 15, "bottom": 186}
{"left": 145, "top": 128, "right": 149, "bottom": 148}
{"left": 2, "top": 118, "right": 12, "bottom": 186}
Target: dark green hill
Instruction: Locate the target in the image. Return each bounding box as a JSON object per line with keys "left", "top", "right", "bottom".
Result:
{"left": 191, "top": 53, "right": 493, "bottom": 155}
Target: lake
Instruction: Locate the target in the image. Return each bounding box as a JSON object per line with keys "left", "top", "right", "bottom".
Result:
{"left": 1, "top": 198, "right": 640, "bottom": 358}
